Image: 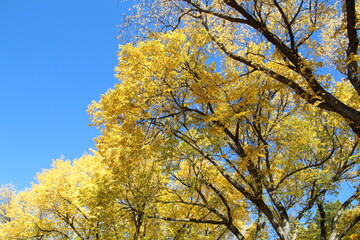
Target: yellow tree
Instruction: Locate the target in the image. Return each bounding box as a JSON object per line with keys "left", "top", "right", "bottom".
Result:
{"left": 90, "top": 25, "right": 360, "bottom": 240}
{"left": 0, "top": 153, "right": 177, "bottom": 239}
{"left": 0, "top": 155, "right": 125, "bottom": 239}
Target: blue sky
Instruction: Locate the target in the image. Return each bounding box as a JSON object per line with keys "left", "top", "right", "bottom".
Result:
{"left": 0, "top": 0, "right": 134, "bottom": 190}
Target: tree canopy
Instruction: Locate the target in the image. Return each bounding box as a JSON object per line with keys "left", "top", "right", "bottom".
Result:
{"left": 1, "top": 0, "right": 359, "bottom": 239}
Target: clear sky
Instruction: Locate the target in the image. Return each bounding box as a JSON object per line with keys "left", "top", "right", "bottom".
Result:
{"left": 0, "top": 0, "right": 134, "bottom": 190}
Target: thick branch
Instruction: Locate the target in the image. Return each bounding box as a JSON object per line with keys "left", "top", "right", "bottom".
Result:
{"left": 345, "top": 0, "right": 360, "bottom": 95}
{"left": 317, "top": 201, "right": 327, "bottom": 240}
{"left": 150, "top": 215, "right": 225, "bottom": 225}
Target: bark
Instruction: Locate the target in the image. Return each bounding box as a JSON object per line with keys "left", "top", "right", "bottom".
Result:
{"left": 345, "top": 0, "right": 360, "bottom": 95}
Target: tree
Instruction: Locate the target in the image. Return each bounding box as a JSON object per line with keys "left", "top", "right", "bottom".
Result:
{"left": 89, "top": 23, "right": 360, "bottom": 239}
{"left": 0, "top": 154, "right": 177, "bottom": 239}
{"left": 0, "top": 155, "right": 126, "bottom": 239}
